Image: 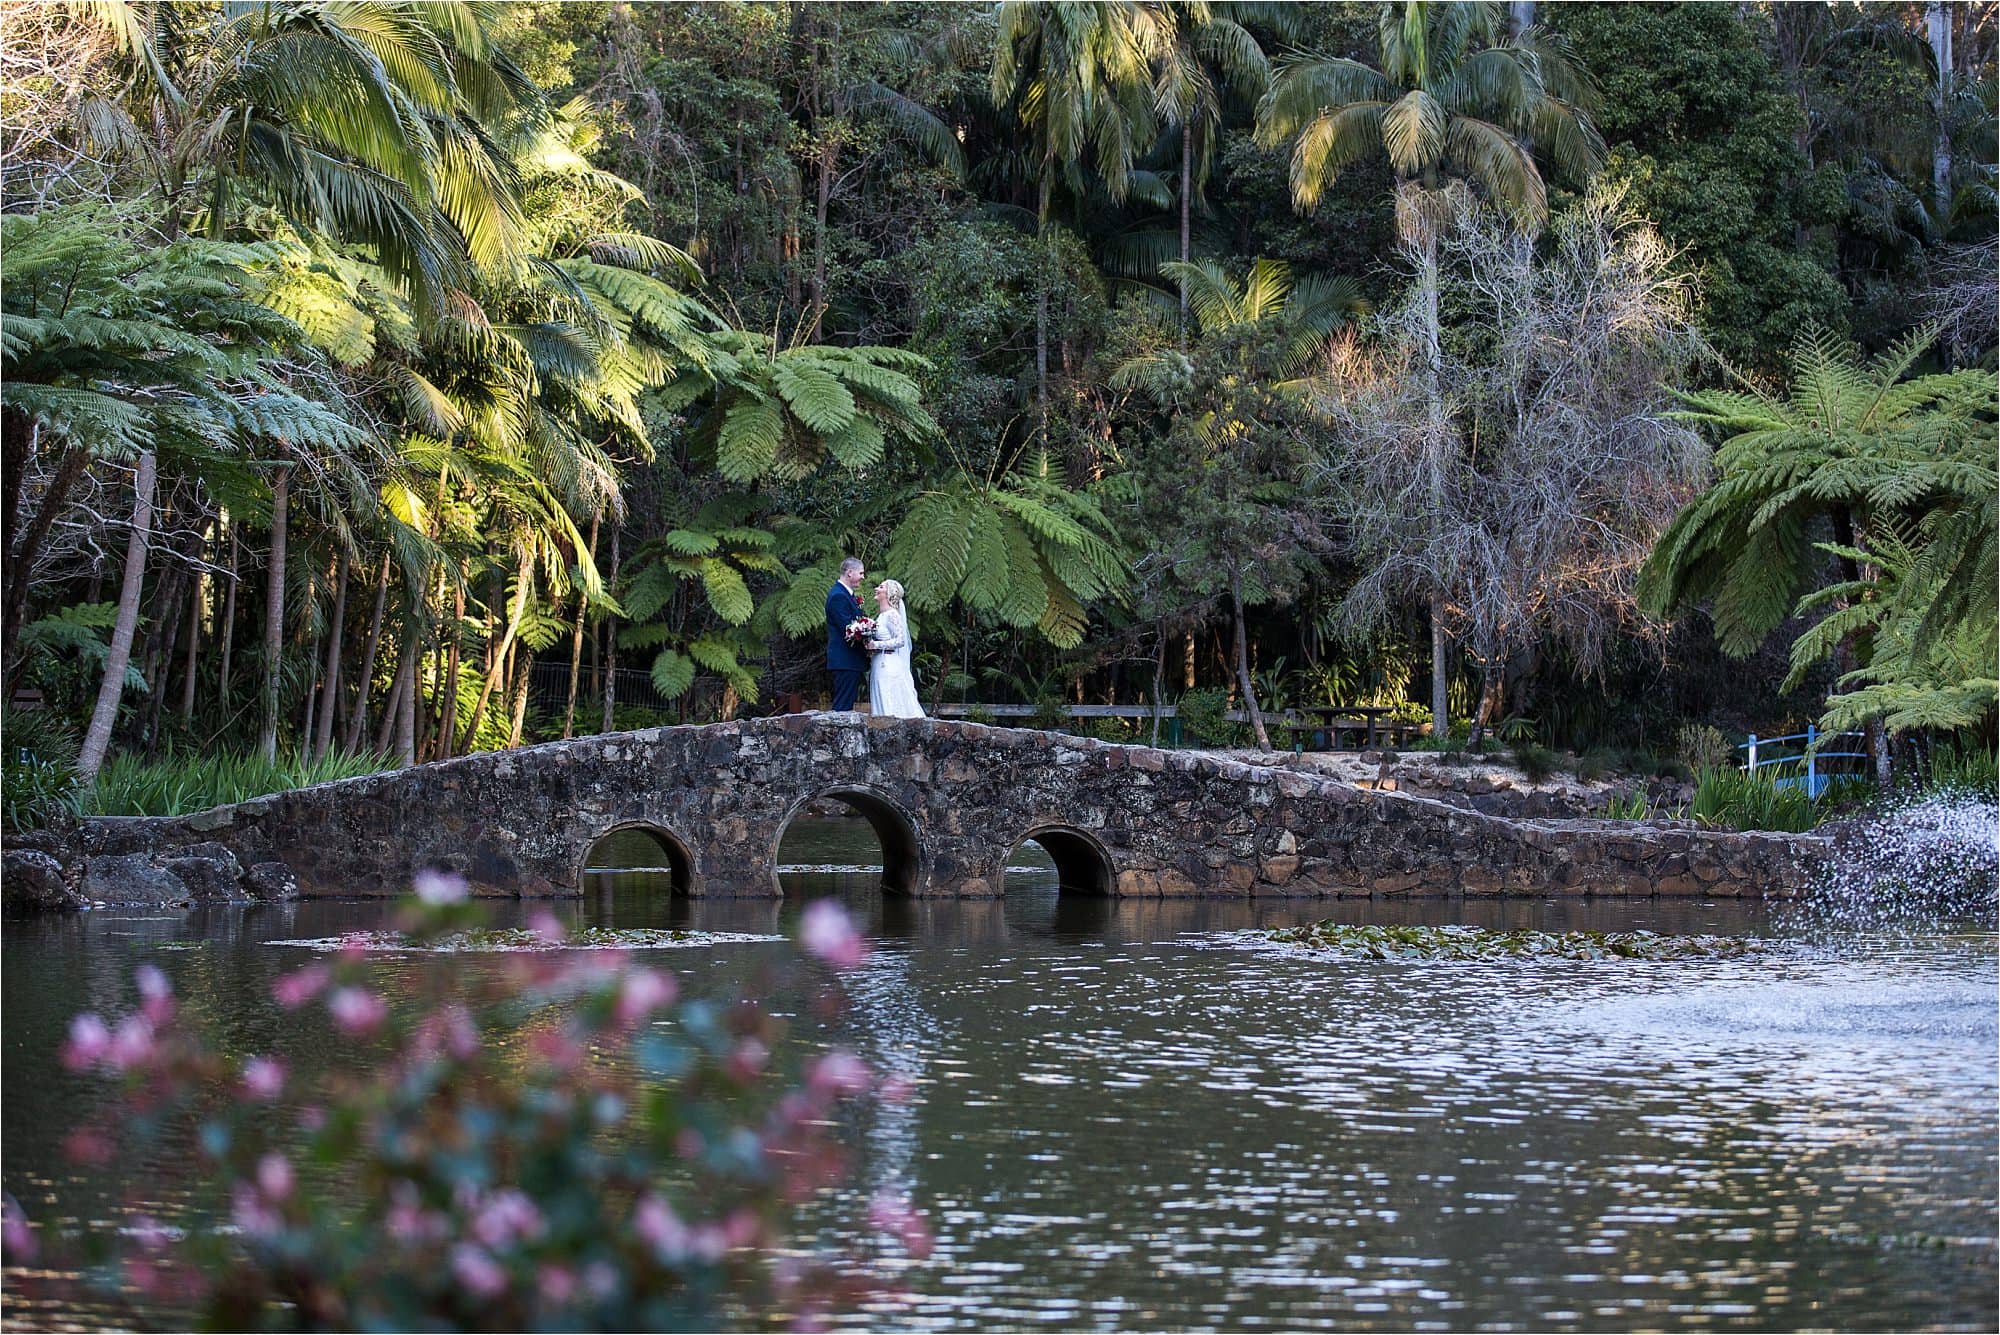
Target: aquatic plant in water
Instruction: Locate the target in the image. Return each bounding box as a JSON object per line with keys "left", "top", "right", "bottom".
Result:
{"left": 268, "top": 926, "right": 784, "bottom": 953}
{"left": 0, "top": 879, "right": 926, "bottom": 1330}
{"left": 1268, "top": 922, "right": 1767, "bottom": 961}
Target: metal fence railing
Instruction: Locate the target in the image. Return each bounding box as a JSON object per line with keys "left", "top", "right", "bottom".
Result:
{"left": 1741, "top": 725, "right": 1869, "bottom": 799}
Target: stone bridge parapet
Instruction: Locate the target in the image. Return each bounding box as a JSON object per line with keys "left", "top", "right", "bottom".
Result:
{"left": 52, "top": 715, "right": 1826, "bottom": 903}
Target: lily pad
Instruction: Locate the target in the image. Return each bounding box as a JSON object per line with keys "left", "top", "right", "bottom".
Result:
{"left": 267, "top": 927, "right": 783, "bottom": 953}
{"left": 1265, "top": 922, "right": 1765, "bottom": 961}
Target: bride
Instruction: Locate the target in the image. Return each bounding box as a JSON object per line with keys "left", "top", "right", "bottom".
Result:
{"left": 867, "top": 579, "right": 925, "bottom": 719}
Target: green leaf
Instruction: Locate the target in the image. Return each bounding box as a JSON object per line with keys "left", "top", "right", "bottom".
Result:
{"left": 649, "top": 649, "right": 696, "bottom": 699}
{"left": 698, "top": 560, "right": 754, "bottom": 625}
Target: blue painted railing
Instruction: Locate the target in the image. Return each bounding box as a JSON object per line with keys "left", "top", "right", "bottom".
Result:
{"left": 1740, "top": 726, "right": 1869, "bottom": 799}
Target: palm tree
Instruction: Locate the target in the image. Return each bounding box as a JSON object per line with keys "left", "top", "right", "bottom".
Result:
{"left": 991, "top": 0, "right": 1168, "bottom": 438}
{"left": 70, "top": 0, "right": 536, "bottom": 308}
{"left": 1149, "top": 4, "right": 1282, "bottom": 331}
{"left": 1255, "top": 0, "right": 1604, "bottom": 734}
{"left": 1640, "top": 325, "right": 1997, "bottom": 784}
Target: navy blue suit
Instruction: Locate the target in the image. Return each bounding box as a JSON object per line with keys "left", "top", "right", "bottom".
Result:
{"left": 825, "top": 581, "right": 868, "bottom": 710}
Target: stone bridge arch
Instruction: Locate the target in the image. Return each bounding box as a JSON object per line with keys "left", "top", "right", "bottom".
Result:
{"left": 771, "top": 785, "right": 925, "bottom": 895}
{"left": 577, "top": 820, "right": 697, "bottom": 896}
{"left": 1011, "top": 825, "right": 1116, "bottom": 896}
{"left": 75, "top": 713, "right": 1825, "bottom": 903}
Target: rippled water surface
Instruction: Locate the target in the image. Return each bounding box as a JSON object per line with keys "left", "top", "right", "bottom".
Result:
{"left": 4, "top": 818, "right": 1995, "bottom": 1330}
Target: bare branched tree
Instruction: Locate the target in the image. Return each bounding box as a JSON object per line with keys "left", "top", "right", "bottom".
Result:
{"left": 1315, "top": 189, "right": 1709, "bottom": 745}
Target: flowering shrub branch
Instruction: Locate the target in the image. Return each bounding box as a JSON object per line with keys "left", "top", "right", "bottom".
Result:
{"left": 5, "top": 882, "right": 917, "bottom": 1331}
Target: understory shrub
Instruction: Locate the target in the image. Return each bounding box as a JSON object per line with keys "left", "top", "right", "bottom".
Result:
{"left": 1089, "top": 717, "right": 1131, "bottom": 743}
{"left": 1923, "top": 738, "right": 1999, "bottom": 799}
{"left": 2, "top": 708, "right": 82, "bottom": 833}
{"left": 1690, "top": 764, "right": 1819, "bottom": 832}
{"left": 1176, "top": 688, "right": 1237, "bottom": 748}
{"left": 1675, "top": 723, "right": 1736, "bottom": 773}
{"left": 1511, "top": 743, "right": 1557, "bottom": 782}
{"left": 1, "top": 888, "right": 917, "bottom": 1329}
{"left": 85, "top": 749, "right": 396, "bottom": 817}
{"left": 1575, "top": 747, "right": 1621, "bottom": 783}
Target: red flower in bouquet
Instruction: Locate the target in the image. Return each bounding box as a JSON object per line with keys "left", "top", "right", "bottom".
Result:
{"left": 843, "top": 617, "right": 875, "bottom": 649}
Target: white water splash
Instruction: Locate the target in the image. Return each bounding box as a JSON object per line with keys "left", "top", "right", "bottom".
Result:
{"left": 1794, "top": 791, "right": 2000, "bottom": 933}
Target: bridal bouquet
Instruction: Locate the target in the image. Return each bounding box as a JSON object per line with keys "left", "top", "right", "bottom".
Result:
{"left": 843, "top": 616, "right": 876, "bottom": 649}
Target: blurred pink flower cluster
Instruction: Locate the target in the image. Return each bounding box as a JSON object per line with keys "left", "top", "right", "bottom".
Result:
{"left": 7, "top": 892, "right": 919, "bottom": 1330}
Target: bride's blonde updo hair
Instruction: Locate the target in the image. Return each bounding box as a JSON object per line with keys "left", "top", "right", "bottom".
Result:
{"left": 877, "top": 578, "right": 905, "bottom": 609}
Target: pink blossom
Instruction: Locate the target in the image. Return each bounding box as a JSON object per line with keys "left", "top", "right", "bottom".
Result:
{"left": 387, "top": 1182, "right": 446, "bottom": 1244}
{"left": 256, "top": 1153, "right": 294, "bottom": 1202}
{"left": 727, "top": 1037, "right": 770, "bottom": 1081}
{"left": 536, "top": 1263, "right": 576, "bottom": 1306}
{"left": 272, "top": 964, "right": 330, "bottom": 1009}
{"left": 878, "top": 1074, "right": 915, "bottom": 1104}
{"left": 471, "top": 1189, "right": 545, "bottom": 1251}
{"left": 614, "top": 969, "right": 677, "bottom": 1026}
{"left": 63, "top": 1129, "right": 113, "bottom": 1166}
{"left": 61, "top": 1013, "right": 110, "bottom": 1069}
{"left": 722, "top": 1208, "right": 761, "bottom": 1248}
{"left": 799, "top": 900, "right": 868, "bottom": 969}
{"left": 583, "top": 1261, "right": 619, "bottom": 1300}
{"left": 527, "top": 910, "right": 567, "bottom": 944}
{"left": 241, "top": 1057, "right": 285, "bottom": 1101}
{"left": 327, "top": 987, "right": 388, "bottom": 1035}
{"left": 807, "top": 1049, "right": 871, "bottom": 1098}
{"left": 129, "top": 1214, "right": 172, "bottom": 1253}
{"left": 869, "top": 1189, "right": 935, "bottom": 1259}
{"left": 298, "top": 1105, "right": 327, "bottom": 1133}
{"left": 413, "top": 869, "right": 468, "bottom": 905}
{"left": 107, "top": 1015, "right": 157, "bottom": 1070}
{"left": 632, "top": 1193, "right": 689, "bottom": 1258}
{"left": 451, "top": 1242, "right": 509, "bottom": 1299}
{"left": 135, "top": 964, "right": 175, "bottom": 1024}
{"left": 231, "top": 1184, "right": 281, "bottom": 1238}
{"left": 2, "top": 1195, "right": 36, "bottom": 1263}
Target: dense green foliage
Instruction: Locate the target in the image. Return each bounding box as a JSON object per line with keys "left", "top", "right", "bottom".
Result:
{"left": 3, "top": 0, "right": 1992, "bottom": 811}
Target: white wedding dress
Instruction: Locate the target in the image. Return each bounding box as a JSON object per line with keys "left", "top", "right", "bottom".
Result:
{"left": 868, "top": 607, "right": 925, "bottom": 718}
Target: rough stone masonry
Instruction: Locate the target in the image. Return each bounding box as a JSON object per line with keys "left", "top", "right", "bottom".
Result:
{"left": 15, "top": 714, "right": 1825, "bottom": 908}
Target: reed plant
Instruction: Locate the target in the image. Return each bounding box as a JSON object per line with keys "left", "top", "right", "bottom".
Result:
{"left": 1689, "top": 764, "right": 1820, "bottom": 833}
{"left": 84, "top": 749, "right": 395, "bottom": 817}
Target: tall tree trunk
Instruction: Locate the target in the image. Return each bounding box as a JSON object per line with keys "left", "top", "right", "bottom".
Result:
{"left": 394, "top": 637, "right": 417, "bottom": 767}
{"left": 601, "top": 523, "right": 621, "bottom": 733}
{"left": 3, "top": 440, "right": 89, "bottom": 676}
{"left": 1929, "top": 1, "right": 1954, "bottom": 207}
{"left": 1403, "top": 181, "right": 1453, "bottom": 738}
{"left": 1178, "top": 122, "right": 1193, "bottom": 338}
{"left": 375, "top": 644, "right": 405, "bottom": 756}
{"left": 439, "top": 581, "right": 464, "bottom": 760}
{"left": 258, "top": 466, "right": 290, "bottom": 763}
{"left": 343, "top": 552, "right": 391, "bottom": 752}
{"left": 1036, "top": 174, "right": 1052, "bottom": 444}
{"left": 313, "top": 547, "right": 349, "bottom": 762}
{"left": 77, "top": 451, "right": 157, "bottom": 785}
{"left": 564, "top": 510, "right": 600, "bottom": 738}
{"left": 1229, "top": 565, "right": 1271, "bottom": 752}
{"left": 217, "top": 517, "right": 238, "bottom": 708}
{"left": 463, "top": 550, "right": 532, "bottom": 750}
{"left": 508, "top": 650, "right": 534, "bottom": 747}
{"left": 177, "top": 521, "right": 210, "bottom": 723}
{"left": 1150, "top": 630, "right": 1166, "bottom": 748}
{"left": 1467, "top": 653, "right": 1504, "bottom": 750}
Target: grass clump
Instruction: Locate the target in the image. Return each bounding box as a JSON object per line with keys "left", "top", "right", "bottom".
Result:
{"left": 3, "top": 708, "right": 83, "bottom": 833}
{"left": 85, "top": 748, "right": 396, "bottom": 817}
{"left": 1510, "top": 742, "right": 1557, "bottom": 782}
{"left": 1268, "top": 921, "right": 1763, "bottom": 960}
{"left": 1688, "top": 764, "right": 1821, "bottom": 832}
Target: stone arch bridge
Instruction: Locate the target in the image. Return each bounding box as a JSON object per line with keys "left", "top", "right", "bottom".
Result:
{"left": 73, "top": 714, "right": 1824, "bottom": 903}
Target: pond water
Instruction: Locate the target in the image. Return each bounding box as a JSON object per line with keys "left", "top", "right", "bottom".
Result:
{"left": 4, "top": 816, "right": 1995, "bottom": 1331}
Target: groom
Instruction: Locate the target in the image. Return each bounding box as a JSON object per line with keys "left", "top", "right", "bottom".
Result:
{"left": 824, "top": 556, "right": 869, "bottom": 711}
